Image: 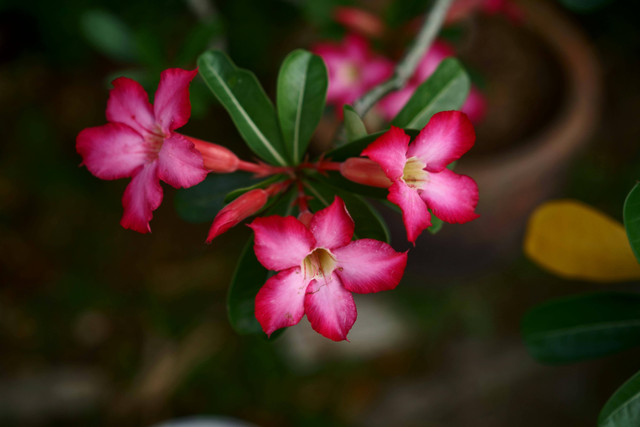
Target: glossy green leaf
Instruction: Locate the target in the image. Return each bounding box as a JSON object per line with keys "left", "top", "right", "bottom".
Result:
{"left": 198, "top": 50, "right": 289, "bottom": 166}
{"left": 80, "top": 10, "right": 136, "bottom": 63}
{"left": 227, "top": 189, "right": 296, "bottom": 335}
{"left": 343, "top": 105, "right": 368, "bottom": 142}
{"left": 428, "top": 215, "right": 444, "bottom": 234}
{"left": 326, "top": 128, "right": 420, "bottom": 162}
{"left": 174, "top": 172, "right": 258, "bottom": 223}
{"left": 277, "top": 49, "right": 327, "bottom": 163}
{"left": 305, "top": 178, "right": 390, "bottom": 243}
{"left": 599, "top": 368, "right": 640, "bottom": 427}
{"left": 522, "top": 292, "right": 640, "bottom": 365}
{"left": 392, "top": 58, "right": 470, "bottom": 130}
{"left": 624, "top": 183, "right": 640, "bottom": 263}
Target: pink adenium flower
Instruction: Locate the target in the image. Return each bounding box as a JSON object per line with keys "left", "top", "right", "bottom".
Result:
{"left": 378, "top": 40, "right": 487, "bottom": 124}
{"left": 76, "top": 68, "right": 207, "bottom": 233}
{"left": 249, "top": 197, "right": 407, "bottom": 341}
{"left": 362, "top": 111, "right": 479, "bottom": 244}
{"left": 313, "top": 34, "right": 393, "bottom": 115}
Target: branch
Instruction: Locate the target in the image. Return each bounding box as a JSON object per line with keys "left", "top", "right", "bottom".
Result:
{"left": 352, "top": 0, "right": 454, "bottom": 117}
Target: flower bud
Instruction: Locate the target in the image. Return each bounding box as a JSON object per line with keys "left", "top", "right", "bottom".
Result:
{"left": 340, "top": 157, "right": 392, "bottom": 188}
{"left": 207, "top": 189, "right": 268, "bottom": 243}
{"left": 184, "top": 135, "right": 240, "bottom": 173}
{"left": 333, "top": 7, "right": 385, "bottom": 38}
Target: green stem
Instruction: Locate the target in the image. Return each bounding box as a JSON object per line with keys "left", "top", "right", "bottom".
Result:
{"left": 352, "top": 0, "right": 454, "bottom": 117}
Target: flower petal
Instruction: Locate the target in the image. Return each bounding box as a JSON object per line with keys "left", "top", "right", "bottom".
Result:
{"left": 106, "top": 77, "right": 156, "bottom": 137}
{"left": 407, "top": 111, "right": 475, "bottom": 172}
{"left": 206, "top": 189, "right": 268, "bottom": 243}
{"left": 377, "top": 86, "right": 414, "bottom": 121}
{"left": 333, "top": 239, "right": 407, "bottom": 293}
{"left": 157, "top": 134, "right": 207, "bottom": 189}
{"left": 248, "top": 216, "right": 316, "bottom": 271}
{"left": 153, "top": 68, "right": 198, "bottom": 133}
{"left": 255, "top": 267, "right": 308, "bottom": 337}
{"left": 414, "top": 40, "right": 454, "bottom": 82}
{"left": 76, "top": 123, "right": 147, "bottom": 180}
{"left": 304, "top": 274, "right": 357, "bottom": 341}
{"left": 461, "top": 86, "right": 487, "bottom": 124}
{"left": 388, "top": 180, "right": 431, "bottom": 244}
{"left": 120, "top": 162, "right": 163, "bottom": 233}
{"left": 309, "top": 197, "right": 354, "bottom": 250}
{"left": 420, "top": 168, "right": 479, "bottom": 224}
{"left": 361, "top": 126, "right": 410, "bottom": 181}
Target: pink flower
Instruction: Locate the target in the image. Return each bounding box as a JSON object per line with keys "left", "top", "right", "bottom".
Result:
{"left": 248, "top": 197, "right": 407, "bottom": 341}
{"left": 313, "top": 34, "right": 393, "bottom": 115}
{"left": 362, "top": 111, "right": 479, "bottom": 244}
{"left": 333, "top": 7, "right": 385, "bottom": 39}
{"left": 377, "top": 40, "right": 486, "bottom": 124}
{"left": 76, "top": 68, "right": 207, "bottom": 233}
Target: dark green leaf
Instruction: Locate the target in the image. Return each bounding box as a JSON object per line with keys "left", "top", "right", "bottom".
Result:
{"left": 599, "top": 368, "right": 640, "bottom": 427}
{"left": 305, "top": 178, "right": 390, "bottom": 243}
{"left": 198, "top": 50, "right": 289, "bottom": 166}
{"left": 624, "top": 182, "right": 640, "bottom": 263}
{"left": 392, "top": 58, "right": 470, "bottom": 130}
{"left": 343, "top": 105, "right": 368, "bottom": 142}
{"left": 227, "top": 189, "right": 296, "bottom": 335}
{"left": 320, "top": 171, "right": 388, "bottom": 199}
{"left": 428, "top": 215, "right": 444, "bottom": 234}
{"left": 174, "top": 172, "right": 258, "bottom": 223}
{"left": 80, "top": 10, "right": 136, "bottom": 63}
{"left": 522, "top": 292, "right": 640, "bottom": 365}
{"left": 277, "top": 49, "right": 328, "bottom": 163}
{"left": 325, "top": 128, "right": 420, "bottom": 162}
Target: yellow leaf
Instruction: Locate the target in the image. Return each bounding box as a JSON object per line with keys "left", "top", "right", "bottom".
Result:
{"left": 524, "top": 200, "right": 640, "bottom": 282}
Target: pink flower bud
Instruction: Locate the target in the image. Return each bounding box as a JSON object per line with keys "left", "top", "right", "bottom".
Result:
{"left": 333, "top": 7, "right": 385, "bottom": 39}
{"left": 184, "top": 135, "right": 240, "bottom": 173}
{"left": 340, "top": 157, "right": 392, "bottom": 188}
{"left": 206, "top": 189, "right": 268, "bottom": 243}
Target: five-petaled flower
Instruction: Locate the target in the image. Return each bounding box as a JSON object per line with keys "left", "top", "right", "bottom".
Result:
{"left": 76, "top": 68, "right": 207, "bottom": 233}
{"left": 249, "top": 197, "right": 407, "bottom": 341}
{"left": 362, "top": 111, "right": 480, "bottom": 244}
{"left": 313, "top": 34, "right": 393, "bottom": 116}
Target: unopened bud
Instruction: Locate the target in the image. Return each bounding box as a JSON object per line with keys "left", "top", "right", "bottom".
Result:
{"left": 333, "top": 7, "right": 385, "bottom": 38}
{"left": 206, "top": 189, "right": 268, "bottom": 243}
{"left": 340, "top": 157, "right": 392, "bottom": 188}
{"left": 185, "top": 135, "right": 240, "bottom": 173}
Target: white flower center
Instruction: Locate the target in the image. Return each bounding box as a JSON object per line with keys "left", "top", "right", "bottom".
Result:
{"left": 302, "top": 248, "right": 337, "bottom": 281}
{"left": 402, "top": 156, "right": 428, "bottom": 189}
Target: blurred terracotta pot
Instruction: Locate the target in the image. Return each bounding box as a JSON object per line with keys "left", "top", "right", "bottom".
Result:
{"left": 406, "top": 0, "right": 601, "bottom": 277}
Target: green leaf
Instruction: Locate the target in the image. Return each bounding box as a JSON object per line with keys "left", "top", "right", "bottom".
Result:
{"left": 277, "top": 49, "right": 328, "bottom": 163}
{"left": 522, "top": 292, "right": 640, "bottom": 365}
{"left": 227, "top": 189, "right": 296, "bottom": 335}
{"left": 305, "top": 178, "right": 390, "bottom": 243}
{"left": 174, "top": 172, "right": 258, "bottom": 223}
{"left": 320, "top": 171, "right": 388, "bottom": 199}
{"left": 198, "top": 50, "right": 289, "bottom": 166}
{"left": 428, "top": 215, "right": 444, "bottom": 234}
{"left": 80, "top": 10, "right": 137, "bottom": 63}
{"left": 599, "top": 368, "right": 640, "bottom": 427}
{"left": 624, "top": 183, "right": 640, "bottom": 263}
{"left": 392, "top": 58, "right": 470, "bottom": 130}
{"left": 343, "top": 105, "right": 368, "bottom": 142}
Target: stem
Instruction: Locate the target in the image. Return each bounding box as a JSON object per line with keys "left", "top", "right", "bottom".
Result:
{"left": 352, "top": 0, "right": 454, "bottom": 117}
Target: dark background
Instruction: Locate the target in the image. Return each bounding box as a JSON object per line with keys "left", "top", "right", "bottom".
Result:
{"left": 1, "top": 0, "right": 640, "bottom": 425}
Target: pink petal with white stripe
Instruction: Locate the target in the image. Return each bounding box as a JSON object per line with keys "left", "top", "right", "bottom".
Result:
{"left": 388, "top": 180, "right": 431, "bottom": 244}
{"left": 153, "top": 68, "right": 198, "bottom": 133}
{"left": 361, "top": 126, "right": 410, "bottom": 181}
{"left": 333, "top": 239, "right": 407, "bottom": 294}
{"left": 407, "top": 111, "right": 475, "bottom": 172}
{"left": 304, "top": 274, "right": 357, "bottom": 341}
{"left": 76, "top": 123, "right": 147, "bottom": 180}
{"left": 120, "top": 162, "right": 163, "bottom": 233}
{"left": 309, "top": 197, "right": 354, "bottom": 250}
{"left": 249, "top": 216, "right": 315, "bottom": 271}
{"left": 106, "top": 77, "right": 156, "bottom": 137}
{"left": 157, "top": 133, "right": 207, "bottom": 189}
{"left": 420, "top": 168, "right": 479, "bottom": 224}
{"left": 255, "top": 267, "right": 309, "bottom": 337}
